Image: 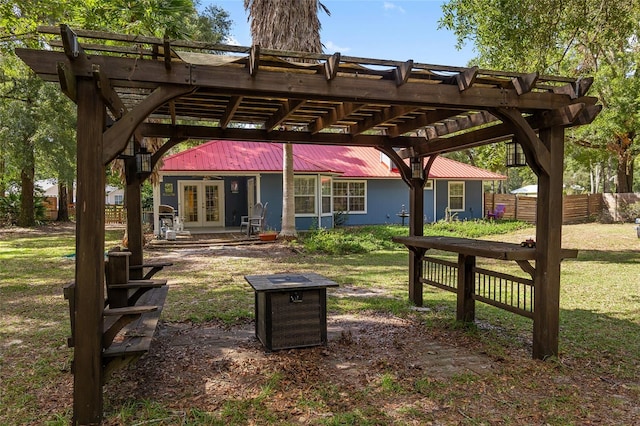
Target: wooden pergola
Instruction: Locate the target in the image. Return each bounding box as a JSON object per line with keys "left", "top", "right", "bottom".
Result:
{"left": 17, "top": 25, "right": 600, "bottom": 425}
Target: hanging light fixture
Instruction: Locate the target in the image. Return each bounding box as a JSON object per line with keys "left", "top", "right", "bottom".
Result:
{"left": 410, "top": 156, "right": 423, "bottom": 179}
{"left": 506, "top": 140, "right": 526, "bottom": 167}
{"left": 136, "top": 147, "right": 152, "bottom": 174}
{"left": 121, "top": 138, "right": 135, "bottom": 157}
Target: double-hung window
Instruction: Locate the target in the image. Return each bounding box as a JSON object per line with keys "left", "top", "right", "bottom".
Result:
{"left": 321, "top": 177, "right": 332, "bottom": 215}
{"left": 294, "top": 176, "right": 316, "bottom": 215}
{"left": 448, "top": 181, "right": 465, "bottom": 211}
{"left": 332, "top": 180, "right": 366, "bottom": 213}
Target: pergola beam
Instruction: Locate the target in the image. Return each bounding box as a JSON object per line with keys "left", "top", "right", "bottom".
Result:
{"left": 15, "top": 49, "right": 591, "bottom": 112}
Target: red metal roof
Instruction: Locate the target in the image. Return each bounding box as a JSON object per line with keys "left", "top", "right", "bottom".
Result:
{"left": 161, "top": 140, "right": 505, "bottom": 180}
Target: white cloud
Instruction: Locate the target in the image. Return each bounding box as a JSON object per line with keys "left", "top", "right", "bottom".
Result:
{"left": 224, "top": 35, "right": 241, "bottom": 46}
{"left": 383, "top": 2, "right": 406, "bottom": 13}
{"left": 324, "top": 41, "right": 351, "bottom": 53}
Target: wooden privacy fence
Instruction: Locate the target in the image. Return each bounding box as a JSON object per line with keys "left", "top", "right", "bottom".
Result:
{"left": 105, "top": 205, "right": 125, "bottom": 224}
{"left": 484, "top": 193, "right": 604, "bottom": 224}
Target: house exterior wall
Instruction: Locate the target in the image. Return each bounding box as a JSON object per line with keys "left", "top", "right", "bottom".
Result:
{"left": 158, "top": 173, "right": 487, "bottom": 230}
{"left": 159, "top": 175, "right": 249, "bottom": 227}
{"left": 434, "top": 179, "right": 484, "bottom": 221}
{"left": 337, "top": 179, "right": 437, "bottom": 226}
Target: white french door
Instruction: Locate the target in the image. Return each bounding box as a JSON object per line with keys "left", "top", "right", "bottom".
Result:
{"left": 179, "top": 181, "right": 224, "bottom": 227}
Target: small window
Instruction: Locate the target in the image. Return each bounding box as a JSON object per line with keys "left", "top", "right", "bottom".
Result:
{"left": 423, "top": 180, "right": 433, "bottom": 190}
{"left": 448, "top": 181, "right": 464, "bottom": 211}
{"left": 114, "top": 194, "right": 124, "bottom": 205}
{"left": 332, "top": 180, "right": 366, "bottom": 214}
{"left": 321, "top": 177, "right": 332, "bottom": 214}
{"left": 294, "top": 176, "right": 316, "bottom": 215}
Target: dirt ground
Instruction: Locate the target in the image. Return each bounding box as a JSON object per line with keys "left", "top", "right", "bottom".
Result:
{"left": 96, "top": 227, "right": 639, "bottom": 425}
{"left": 5, "top": 223, "right": 639, "bottom": 424}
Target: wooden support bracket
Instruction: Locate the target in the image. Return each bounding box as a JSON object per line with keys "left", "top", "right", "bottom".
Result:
{"left": 102, "top": 305, "right": 158, "bottom": 349}
{"left": 102, "top": 85, "right": 195, "bottom": 164}
{"left": 249, "top": 44, "right": 260, "bottom": 77}
{"left": 512, "top": 72, "right": 539, "bottom": 95}
{"left": 516, "top": 260, "right": 536, "bottom": 279}
{"left": 394, "top": 60, "right": 413, "bottom": 86}
{"left": 456, "top": 66, "right": 478, "bottom": 91}
{"left": 493, "top": 107, "right": 551, "bottom": 176}
{"left": 57, "top": 62, "right": 76, "bottom": 102}
{"left": 575, "top": 104, "right": 602, "bottom": 125}
{"left": 576, "top": 77, "right": 594, "bottom": 97}
{"left": 92, "top": 64, "right": 126, "bottom": 120}
{"left": 60, "top": 24, "right": 81, "bottom": 59}
{"left": 552, "top": 81, "right": 581, "bottom": 99}
{"left": 163, "top": 37, "right": 172, "bottom": 70}
{"left": 220, "top": 96, "right": 242, "bottom": 129}
{"left": 324, "top": 52, "right": 341, "bottom": 81}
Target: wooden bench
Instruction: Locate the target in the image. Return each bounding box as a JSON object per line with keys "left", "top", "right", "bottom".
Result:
{"left": 129, "top": 261, "right": 173, "bottom": 280}
{"left": 63, "top": 250, "right": 170, "bottom": 378}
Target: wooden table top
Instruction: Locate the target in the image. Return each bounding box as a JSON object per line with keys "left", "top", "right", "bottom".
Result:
{"left": 392, "top": 236, "right": 578, "bottom": 261}
{"left": 244, "top": 272, "right": 339, "bottom": 292}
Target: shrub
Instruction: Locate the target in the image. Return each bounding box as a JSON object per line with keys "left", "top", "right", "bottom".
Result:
{"left": 301, "top": 220, "right": 530, "bottom": 255}
{"left": 0, "top": 192, "right": 48, "bottom": 226}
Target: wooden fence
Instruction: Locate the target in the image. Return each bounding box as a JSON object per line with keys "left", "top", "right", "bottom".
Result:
{"left": 484, "top": 193, "right": 605, "bottom": 224}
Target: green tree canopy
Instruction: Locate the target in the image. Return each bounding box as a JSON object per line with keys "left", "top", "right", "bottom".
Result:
{"left": 441, "top": 0, "right": 640, "bottom": 193}
{"left": 0, "top": 1, "right": 232, "bottom": 225}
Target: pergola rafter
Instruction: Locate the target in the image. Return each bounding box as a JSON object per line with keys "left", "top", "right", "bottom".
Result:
{"left": 16, "top": 25, "right": 601, "bottom": 425}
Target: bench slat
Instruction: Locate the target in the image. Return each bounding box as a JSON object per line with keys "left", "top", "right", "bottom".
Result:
{"left": 103, "top": 305, "right": 158, "bottom": 316}
{"left": 108, "top": 279, "right": 167, "bottom": 289}
{"left": 129, "top": 261, "right": 173, "bottom": 270}
{"left": 103, "top": 285, "right": 168, "bottom": 359}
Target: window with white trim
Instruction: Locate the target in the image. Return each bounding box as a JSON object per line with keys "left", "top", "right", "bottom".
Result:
{"left": 321, "top": 177, "right": 332, "bottom": 214}
{"left": 423, "top": 179, "right": 433, "bottom": 190}
{"left": 333, "top": 180, "right": 366, "bottom": 213}
{"left": 294, "top": 176, "right": 316, "bottom": 215}
{"left": 114, "top": 194, "right": 124, "bottom": 205}
{"left": 448, "top": 181, "right": 465, "bottom": 211}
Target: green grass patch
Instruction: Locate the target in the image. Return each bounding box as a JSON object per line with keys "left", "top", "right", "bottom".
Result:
{"left": 2, "top": 222, "right": 639, "bottom": 425}
{"left": 301, "top": 220, "right": 530, "bottom": 254}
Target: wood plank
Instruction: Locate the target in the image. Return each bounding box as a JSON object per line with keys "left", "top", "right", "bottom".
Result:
{"left": 74, "top": 78, "right": 106, "bottom": 425}
{"left": 16, "top": 50, "right": 588, "bottom": 113}
{"left": 103, "top": 285, "right": 168, "bottom": 358}
{"left": 324, "top": 52, "right": 340, "bottom": 81}
{"left": 533, "top": 125, "right": 565, "bottom": 359}
{"left": 393, "top": 236, "right": 578, "bottom": 261}
{"left": 108, "top": 279, "right": 167, "bottom": 289}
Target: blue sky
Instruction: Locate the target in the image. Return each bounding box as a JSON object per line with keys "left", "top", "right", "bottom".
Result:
{"left": 201, "top": 0, "right": 476, "bottom": 66}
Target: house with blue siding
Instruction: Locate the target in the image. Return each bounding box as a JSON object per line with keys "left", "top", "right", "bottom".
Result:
{"left": 154, "top": 140, "right": 505, "bottom": 233}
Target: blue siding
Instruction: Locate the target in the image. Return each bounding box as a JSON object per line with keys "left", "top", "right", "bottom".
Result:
{"left": 340, "top": 179, "right": 436, "bottom": 226}
{"left": 434, "top": 180, "right": 484, "bottom": 221}
{"left": 160, "top": 173, "right": 486, "bottom": 230}
{"left": 259, "top": 174, "right": 282, "bottom": 231}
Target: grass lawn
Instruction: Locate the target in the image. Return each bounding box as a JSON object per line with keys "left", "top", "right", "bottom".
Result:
{"left": 0, "top": 222, "right": 638, "bottom": 425}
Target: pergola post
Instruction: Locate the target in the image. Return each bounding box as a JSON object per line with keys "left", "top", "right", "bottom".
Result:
{"left": 125, "top": 158, "right": 144, "bottom": 279}
{"left": 533, "top": 125, "right": 565, "bottom": 359}
{"left": 73, "top": 79, "right": 106, "bottom": 425}
{"left": 408, "top": 177, "right": 424, "bottom": 306}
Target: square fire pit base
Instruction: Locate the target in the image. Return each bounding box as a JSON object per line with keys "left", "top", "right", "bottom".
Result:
{"left": 244, "top": 273, "right": 339, "bottom": 351}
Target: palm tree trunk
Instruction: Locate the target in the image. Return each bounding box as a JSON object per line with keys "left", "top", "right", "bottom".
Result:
{"left": 280, "top": 143, "right": 297, "bottom": 237}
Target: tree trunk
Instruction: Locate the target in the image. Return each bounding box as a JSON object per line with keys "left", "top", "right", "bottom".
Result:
{"left": 18, "top": 141, "right": 35, "bottom": 227}
{"left": 616, "top": 152, "right": 634, "bottom": 193}
{"left": 57, "top": 181, "right": 70, "bottom": 222}
{"left": 280, "top": 143, "right": 297, "bottom": 238}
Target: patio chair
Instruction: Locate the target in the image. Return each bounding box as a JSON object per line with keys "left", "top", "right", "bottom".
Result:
{"left": 241, "top": 202, "right": 268, "bottom": 236}
{"left": 487, "top": 203, "right": 506, "bottom": 219}
{"left": 248, "top": 202, "right": 268, "bottom": 236}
